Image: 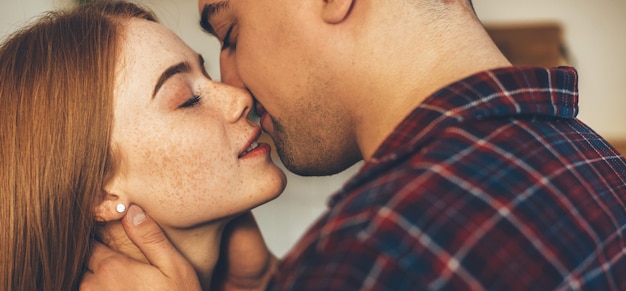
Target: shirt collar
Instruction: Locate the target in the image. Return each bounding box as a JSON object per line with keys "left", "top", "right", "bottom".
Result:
{"left": 329, "top": 66, "right": 579, "bottom": 207}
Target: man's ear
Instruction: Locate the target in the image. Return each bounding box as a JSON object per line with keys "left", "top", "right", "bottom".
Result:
{"left": 322, "top": 0, "right": 354, "bottom": 24}
{"left": 93, "top": 190, "right": 127, "bottom": 222}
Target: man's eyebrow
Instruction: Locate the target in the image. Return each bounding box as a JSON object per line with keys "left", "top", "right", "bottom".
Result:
{"left": 199, "top": 0, "right": 229, "bottom": 35}
{"left": 153, "top": 62, "right": 191, "bottom": 99}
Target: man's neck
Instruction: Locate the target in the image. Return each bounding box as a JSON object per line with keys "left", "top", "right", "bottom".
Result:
{"left": 351, "top": 11, "right": 511, "bottom": 161}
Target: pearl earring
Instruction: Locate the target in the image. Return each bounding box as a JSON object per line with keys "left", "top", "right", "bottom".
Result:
{"left": 116, "top": 203, "right": 126, "bottom": 214}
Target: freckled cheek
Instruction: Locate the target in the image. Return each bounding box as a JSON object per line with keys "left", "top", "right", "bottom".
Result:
{"left": 136, "top": 142, "right": 239, "bottom": 225}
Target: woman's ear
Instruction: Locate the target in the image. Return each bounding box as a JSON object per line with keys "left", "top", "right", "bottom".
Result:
{"left": 322, "top": 0, "right": 354, "bottom": 24}
{"left": 93, "top": 190, "right": 127, "bottom": 222}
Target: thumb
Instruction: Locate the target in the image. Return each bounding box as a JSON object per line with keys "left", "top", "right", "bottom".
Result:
{"left": 122, "top": 205, "right": 194, "bottom": 276}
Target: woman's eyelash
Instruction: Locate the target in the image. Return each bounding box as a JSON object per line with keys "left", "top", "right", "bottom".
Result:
{"left": 180, "top": 95, "right": 201, "bottom": 108}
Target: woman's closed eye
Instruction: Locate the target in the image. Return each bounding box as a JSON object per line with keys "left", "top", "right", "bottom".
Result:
{"left": 180, "top": 95, "right": 201, "bottom": 108}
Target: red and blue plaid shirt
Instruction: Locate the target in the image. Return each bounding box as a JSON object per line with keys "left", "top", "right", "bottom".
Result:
{"left": 268, "top": 67, "right": 626, "bottom": 290}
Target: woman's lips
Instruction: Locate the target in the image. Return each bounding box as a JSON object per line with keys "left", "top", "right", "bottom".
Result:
{"left": 238, "top": 143, "right": 271, "bottom": 159}
{"left": 238, "top": 126, "right": 271, "bottom": 159}
{"left": 238, "top": 141, "right": 260, "bottom": 158}
{"left": 238, "top": 127, "right": 261, "bottom": 157}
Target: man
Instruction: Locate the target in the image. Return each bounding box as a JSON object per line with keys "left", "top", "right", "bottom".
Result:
{"left": 83, "top": 0, "right": 626, "bottom": 290}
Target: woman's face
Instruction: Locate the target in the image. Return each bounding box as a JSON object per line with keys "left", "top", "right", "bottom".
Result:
{"left": 108, "top": 18, "right": 286, "bottom": 229}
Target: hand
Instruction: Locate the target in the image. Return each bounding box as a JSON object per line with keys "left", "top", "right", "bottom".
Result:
{"left": 80, "top": 205, "right": 201, "bottom": 291}
{"left": 212, "top": 212, "right": 277, "bottom": 291}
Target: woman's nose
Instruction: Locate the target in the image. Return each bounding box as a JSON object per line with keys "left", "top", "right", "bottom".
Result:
{"left": 223, "top": 85, "right": 253, "bottom": 123}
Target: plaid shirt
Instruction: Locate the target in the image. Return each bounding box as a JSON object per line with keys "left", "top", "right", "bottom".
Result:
{"left": 268, "top": 67, "right": 626, "bottom": 290}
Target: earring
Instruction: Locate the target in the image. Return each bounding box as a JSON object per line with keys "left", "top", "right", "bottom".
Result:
{"left": 116, "top": 203, "right": 126, "bottom": 214}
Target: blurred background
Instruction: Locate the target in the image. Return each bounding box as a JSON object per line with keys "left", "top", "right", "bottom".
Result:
{"left": 2, "top": 0, "right": 625, "bottom": 258}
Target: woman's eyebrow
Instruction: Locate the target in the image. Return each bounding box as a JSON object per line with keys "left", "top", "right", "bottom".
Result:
{"left": 153, "top": 62, "right": 191, "bottom": 99}
{"left": 200, "top": 0, "right": 229, "bottom": 35}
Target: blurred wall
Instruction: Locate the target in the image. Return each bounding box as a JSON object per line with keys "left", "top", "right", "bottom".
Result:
{"left": 0, "top": 0, "right": 68, "bottom": 41}
{"left": 474, "top": 0, "right": 626, "bottom": 140}
{"left": 2, "top": 0, "right": 625, "bottom": 258}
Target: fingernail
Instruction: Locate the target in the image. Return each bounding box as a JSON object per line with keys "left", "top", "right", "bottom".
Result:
{"left": 127, "top": 205, "right": 146, "bottom": 226}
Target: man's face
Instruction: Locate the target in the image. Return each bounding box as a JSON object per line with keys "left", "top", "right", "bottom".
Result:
{"left": 198, "top": 0, "right": 362, "bottom": 176}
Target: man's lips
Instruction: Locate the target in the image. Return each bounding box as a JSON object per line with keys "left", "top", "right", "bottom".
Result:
{"left": 254, "top": 102, "right": 272, "bottom": 133}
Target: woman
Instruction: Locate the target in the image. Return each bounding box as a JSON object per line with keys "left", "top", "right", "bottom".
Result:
{"left": 0, "top": 1, "right": 286, "bottom": 290}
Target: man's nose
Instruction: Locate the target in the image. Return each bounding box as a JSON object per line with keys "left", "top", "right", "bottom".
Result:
{"left": 219, "top": 50, "right": 245, "bottom": 89}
